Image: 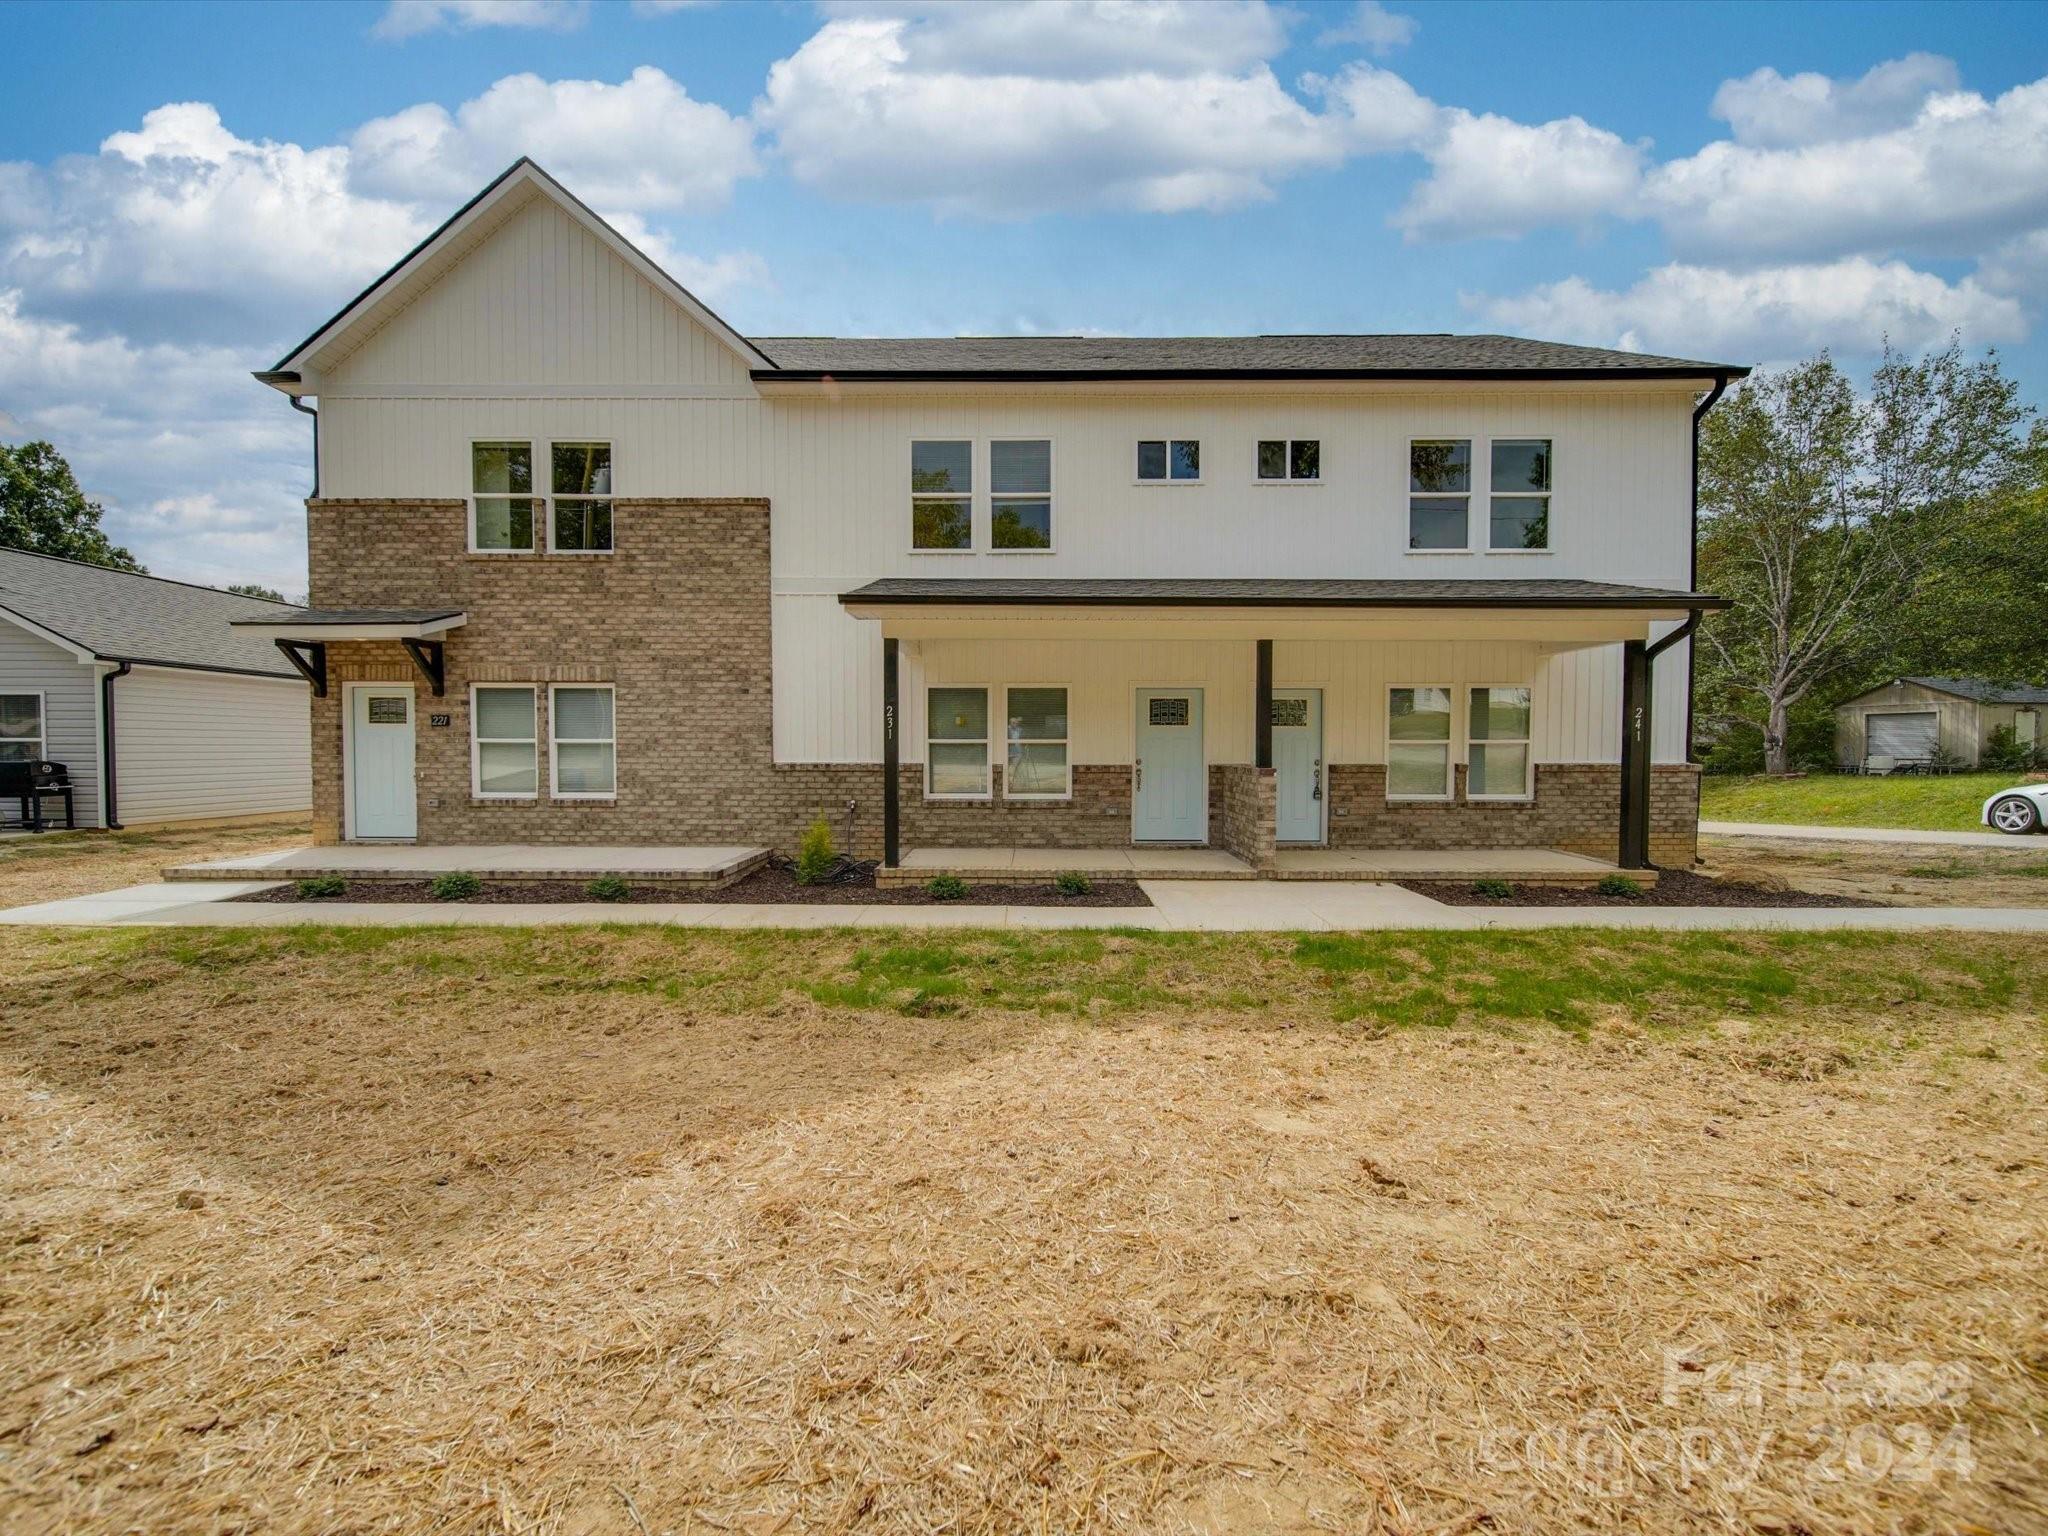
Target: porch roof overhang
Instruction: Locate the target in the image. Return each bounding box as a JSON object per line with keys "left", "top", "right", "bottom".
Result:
{"left": 227, "top": 607, "right": 469, "bottom": 643}
{"left": 838, "top": 578, "right": 1726, "bottom": 644}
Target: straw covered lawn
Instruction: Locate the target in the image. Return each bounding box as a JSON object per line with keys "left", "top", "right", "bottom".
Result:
{"left": 2, "top": 925, "right": 2044, "bottom": 1534}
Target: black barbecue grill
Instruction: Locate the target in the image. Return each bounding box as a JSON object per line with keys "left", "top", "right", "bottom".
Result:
{"left": 1, "top": 759, "right": 76, "bottom": 832}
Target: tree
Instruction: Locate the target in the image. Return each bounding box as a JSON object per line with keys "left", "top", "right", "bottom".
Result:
{"left": 1696, "top": 340, "right": 2033, "bottom": 774}
{"left": 0, "top": 440, "right": 144, "bottom": 572}
{"left": 226, "top": 582, "right": 286, "bottom": 602}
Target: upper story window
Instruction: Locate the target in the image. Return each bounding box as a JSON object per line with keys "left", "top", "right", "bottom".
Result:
{"left": 1409, "top": 439, "right": 1471, "bottom": 550}
{"left": 1257, "top": 438, "right": 1319, "bottom": 483}
{"left": 550, "top": 442, "right": 613, "bottom": 553}
{"left": 1489, "top": 439, "right": 1551, "bottom": 551}
{"left": 1137, "top": 439, "right": 1201, "bottom": 483}
{"left": 991, "top": 439, "right": 1053, "bottom": 550}
{"left": 0, "top": 692, "right": 44, "bottom": 763}
{"left": 471, "top": 441, "right": 536, "bottom": 552}
{"left": 911, "top": 439, "right": 972, "bottom": 551}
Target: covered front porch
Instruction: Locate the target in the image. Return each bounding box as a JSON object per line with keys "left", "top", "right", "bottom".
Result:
{"left": 842, "top": 577, "right": 1725, "bottom": 878}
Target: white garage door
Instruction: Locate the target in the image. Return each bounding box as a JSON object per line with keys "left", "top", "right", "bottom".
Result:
{"left": 1868, "top": 711, "right": 1939, "bottom": 760}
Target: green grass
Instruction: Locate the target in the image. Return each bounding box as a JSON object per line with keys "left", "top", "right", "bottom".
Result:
{"left": 1700, "top": 771, "right": 2022, "bottom": 832}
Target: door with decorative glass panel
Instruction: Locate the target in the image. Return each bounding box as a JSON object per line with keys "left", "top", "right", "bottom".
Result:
{"left": 1133, "top": 688, "right": 1205, "bottom": 843}
{"left": 1272, "top": 689, "right": 1324, "bottom": 844}
{"left": 348, "top": 685, "right": 416, "bottom": 840}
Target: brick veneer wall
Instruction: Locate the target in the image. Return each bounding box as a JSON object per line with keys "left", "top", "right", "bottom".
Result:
{"left": 1326, "top": 762, "right": 1700, "bottom": 866}
{"left": 1213, "top": 764, "right": 1277, "bottom": 869}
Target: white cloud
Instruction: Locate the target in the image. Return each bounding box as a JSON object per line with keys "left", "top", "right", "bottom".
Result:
{"left": 350, "top": 66, "right": 759, "bottom": 212}
{"left": 372, "top": 0, "right": 587, "bottom": 40}
{"left": 631, "top": 0, "right": 713, "bottom": 11}
{"left": 1476, "top": 257, "right": 2026, "bottom": 362}
{"left": 602, "top": 212, "right": 771, "bottom": 303}
{"left": 1710, "top": 52, "right": 1959, "bottom": 147}
{"left": 1979, "top": 228, "right": 2048, "bottom": 297}
{"left": 825, "top": 1, "right": 1289, "bottom": 80}
{"left": 1317, "top": 1, "right": 1417, "bottom": 56}
{"left": 1395, "top": 109, "right": 1645, "bottom": 241}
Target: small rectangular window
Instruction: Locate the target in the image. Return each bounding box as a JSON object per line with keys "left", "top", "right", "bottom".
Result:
{"left": 1468, "top": 686, "right": 1532, "bottom": 799}
{"left": 1004, "top": 686, "right": 1069, "bottom": 797}
{"left": 551, "top": 441, "right": 614, "bottom": 553}
{"left": 992, "top": 438, "right": 1052, "bottom": 549}
{"left": 1137, "top": 439, "right": 1201, "bottom": 482}
{"left": 1257, "top": 438, "right": 1319, "bottom": 482}
{"left": 550, "top": 685, "right": 616, "bottom": 798}
{"left": 1409, "top": 440, "right": 1470, "bottom": 549}
{"left": 0, "top": 692, "right": 45, "bottom": 763}
{"left": 1489, "top": 439, "right": 1551, "bottom": 550}
{"left": 472, "top": 441, "right": 535, "bottom": 552}
{"left": 472, "top": 685, "right": 538, "bottom": 797}
{"left": 927, "top": 686, "right": 990, "bottom": 797}
{"left": 1388, "top": 686, "right": 1453, "bottom": 800}
{"left": 911, "top": 439, "right": 972, "bottom": 550}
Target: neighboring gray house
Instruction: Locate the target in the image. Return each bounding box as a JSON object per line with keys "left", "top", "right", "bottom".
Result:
{"left": 0, "top": 549, "right": 311, "bottom": 829}
{"left": 1835, "top": 675, "right": 2047, "bottom": 771}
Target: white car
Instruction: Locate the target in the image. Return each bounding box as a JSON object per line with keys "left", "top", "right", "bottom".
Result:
{"left": 1983, "top": 782, "right": 2048, "bottom": 834}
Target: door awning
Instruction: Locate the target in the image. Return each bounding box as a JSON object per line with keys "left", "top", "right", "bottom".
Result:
{"left": 228, "top": 607, "right": 468, "bottom": 642}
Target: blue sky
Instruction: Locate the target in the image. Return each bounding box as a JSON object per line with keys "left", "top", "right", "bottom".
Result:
{"left": 2, "top": 0, "right": 2045, "bottom": 594}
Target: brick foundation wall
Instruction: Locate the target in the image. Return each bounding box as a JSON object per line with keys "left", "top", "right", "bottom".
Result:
{"left": 1213, "top": 764, "right": 1277, "bottom": 869}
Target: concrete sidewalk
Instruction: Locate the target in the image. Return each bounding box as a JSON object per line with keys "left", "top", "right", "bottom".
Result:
{"left": 1701, "top": 819, "right": 2028, "bottom": 849}
{"left": 6, "top": 878, "right": 2048, "bottom": 934}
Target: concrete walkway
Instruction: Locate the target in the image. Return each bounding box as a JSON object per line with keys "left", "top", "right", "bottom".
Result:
{"left": 167, "top": 843, "right": 769, "bottom": 883}
{"left": 5, "top": 878, "right": 2048, "bottom": 934}
{"left": 1702, "top": 820, "right": 2028, "bottom": 849}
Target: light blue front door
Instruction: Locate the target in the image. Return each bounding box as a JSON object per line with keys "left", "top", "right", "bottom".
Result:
{"left": 1273, "top": 689, "right": 1324, "bottom": 844}
{"left": 1134, "top": 688, "right": 1205, "bottom": 842}
{"left": 350, "top": 686, "right": 417, "bottom": 840}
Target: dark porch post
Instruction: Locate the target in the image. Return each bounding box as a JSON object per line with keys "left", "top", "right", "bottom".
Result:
{"left": 1618, "top": 639, "right": 1652, "bottom": 869}
{"left": 882, "top": 636, "right": 900, "bottom": 868}
{"left": 1254, "top": 639, "right": 1273, "bottom": 769}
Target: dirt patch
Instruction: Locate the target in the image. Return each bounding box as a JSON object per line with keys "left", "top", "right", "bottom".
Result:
{"left": 1701, "top": 833, "right": 2048, "bottom": 908}
{"left": 1, "top": 928, "right": 2041, "bottom": 1534}
{"left": 0, "top": 820, "right": 309, "bottom": 910}
{"left": 1400, "top": 868, "right": 1881, "bottom": 907}
{"left": 233, "top": 862, "right": 1152, "bottom": 907}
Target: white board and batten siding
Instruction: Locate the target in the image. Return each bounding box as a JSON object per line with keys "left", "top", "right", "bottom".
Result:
{"left": 0, "top": 619, "right": 102, "bottom": 826}
{"left": 312, "top": 186, "right": 1707, "bottom": 772}
{"left": 113, "top": 667, "right": 311, "bottom": 827}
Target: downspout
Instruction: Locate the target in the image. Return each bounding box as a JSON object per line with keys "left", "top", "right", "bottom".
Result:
{"left": 289, "top": 394, "right": 319, "bottom": 498}
{"left": 1684, "top": 375, "right": 1730, "bottom": 760}
{"left": 100, "top": 660, "right": 131, "bottom": 830}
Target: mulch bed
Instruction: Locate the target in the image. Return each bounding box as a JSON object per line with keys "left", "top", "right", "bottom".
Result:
{"left": 1399, "top": 868, "right": 1883, "bottom": 908}
{"left": 233, "top": 861, "right": 1152, "bottom": 908}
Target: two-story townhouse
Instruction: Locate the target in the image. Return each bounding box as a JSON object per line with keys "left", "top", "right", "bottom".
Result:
{"left": 237, "top": 160, "right": 1742, "bottom": 873}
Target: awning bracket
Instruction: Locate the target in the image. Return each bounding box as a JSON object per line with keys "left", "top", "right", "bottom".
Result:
{"left": 274, "top": 638, "right": 327, "bottom": 698}
{"left": 400, "top": 638, "right": 446, "bottom": 696}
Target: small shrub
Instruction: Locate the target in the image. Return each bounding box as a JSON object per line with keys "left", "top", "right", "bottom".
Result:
{"left": 1471, "top": 878, "right": 1514, "bottom": 899}
{"left": 1053, "top": 871, "right": 1092, "bottom": 897}
{"left": 586, "top": 875, "right": 630, "bottom": 902}
{"left": 1595, "top": 874, "right": 1645, "bottom": 899}
{"left": 1983, "top": 725, "right": 2043, "bottom": 775}
{"left": 794, "top": 816, "right": 837, "bottom": 885}
{"left": 430, "top": 871, "right": 482, "bottom": 902}
{"left": 924, "top": 874, "right": 968, "bottom": 901}
{"left": 296, "top": 875, "right": 345, "bottom": 899}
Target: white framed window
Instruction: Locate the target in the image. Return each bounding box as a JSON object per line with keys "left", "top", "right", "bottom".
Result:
{"left": 926, "top": 685, "right": 990, "bottom": 797}
{"left": 911, "top": 439, "right": 973, "bottom": 551}
{"left": 1136, "top": 439, "right": 1201, "bottom": 484}
{"left": 549, "top": 441, "right": 614, "bottom": 553}
{"left": 0, "top": 691, "right": 45, "bottom": 764}
{"left": 1409, "top": 439, "right": 1471, "bottom": 550}
{"left": 1004, "top": 686, "right": 1070, "bottom": 798}
{"left": 470, "top": 685, "right": 538, "bottom": 798}
{"left": 991, "top": 438, "right": 1053, "bottom": 550}
{"left": 549, "top": 684, "right": 616, "bottom": 799}
{"left": 1489, "top": 439, "right": 1551, "bottom": 551}
{"left": 1467, "top": 685, "right": 1533, "bottom": 799}
{"left": 1387, "top": 685, "right": 1453, "bottom": 800}
{"left": 471, "top": 440, "right": 537, "bottom": 553}
{"left": 1256, "top": 438, "right": 1320, "bottom": 483}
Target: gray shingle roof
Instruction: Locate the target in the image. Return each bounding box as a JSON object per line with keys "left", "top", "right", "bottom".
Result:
{"left": 0, "top": 548, "right": 303, "bottom": 678}
{"left": 840, "top": 578, "right": 1727, "bottom": 608}
{"left": 1902, "top": 675, "right": 2048, "bottom": 705}
{"left": 232, "top": 606, "right": 465, "bottom": 627}
{"left": 753, "top": 334, "right": 1744, "bottom": 379}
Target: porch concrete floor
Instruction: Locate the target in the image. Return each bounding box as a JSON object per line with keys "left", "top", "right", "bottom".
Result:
{"left": 1269, "top": 846, "right": 1639, "bottom": 884}
{"left": 164, "top": 843, "right": 772, "bottom": 885}
{"left": 886, "top": 846, "right": 1255, "bottom": 883}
